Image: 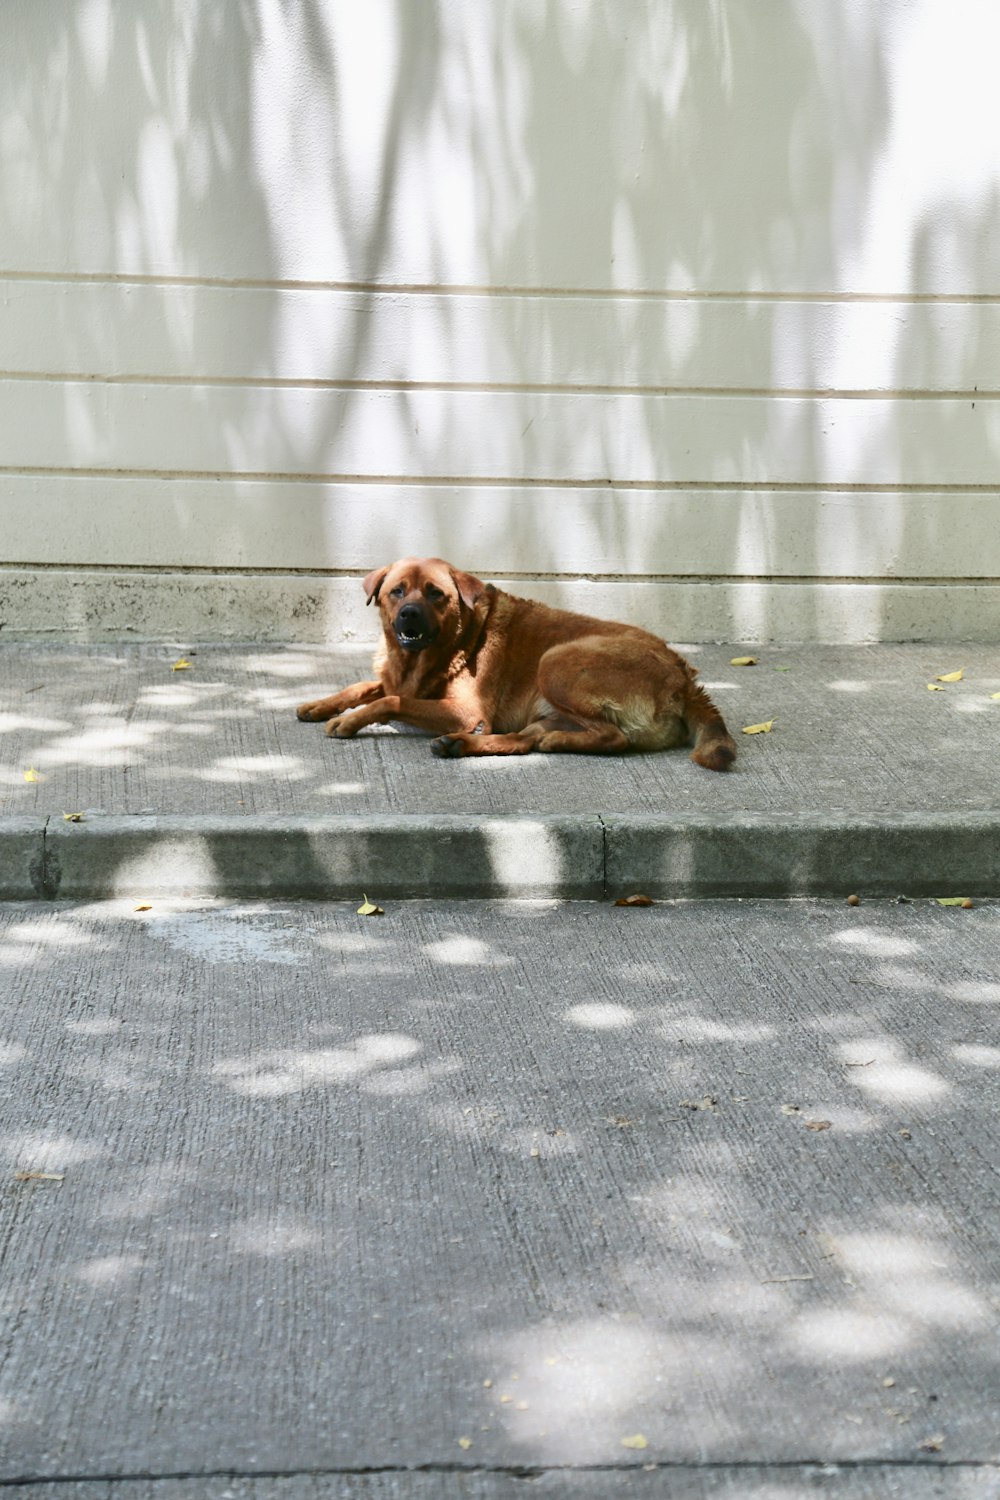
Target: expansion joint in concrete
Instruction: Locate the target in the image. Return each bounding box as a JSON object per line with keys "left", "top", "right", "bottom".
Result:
{"left": 29, "top": 814, "right": 61, "bottom": 900}
{"left": 597, "top": 812, "right": 608, "bottom": 898}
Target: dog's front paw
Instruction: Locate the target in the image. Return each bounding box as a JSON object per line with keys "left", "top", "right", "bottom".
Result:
{"left": 297, "top": 698, "right": 337, "bottom": 722}
{"left": 325, "top": 715, "right": 357, "bottom": 738}
{"left": 431, "top": 734, "right": 465, "bottom": 759}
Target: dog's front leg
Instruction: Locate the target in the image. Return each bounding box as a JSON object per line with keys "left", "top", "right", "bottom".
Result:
{"left": 297, "top": 681, "right": 383, "bottom": 722}
{"left": 326, "top": 695, "right": 487, "bottom": 739}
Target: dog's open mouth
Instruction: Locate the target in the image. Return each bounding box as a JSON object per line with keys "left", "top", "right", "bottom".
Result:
{"left": 394, "top": 616, "right": 437, "bottom": 652}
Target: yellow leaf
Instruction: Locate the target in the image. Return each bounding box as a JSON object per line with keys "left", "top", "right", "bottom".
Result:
{"left": 23, "top": 767, "right": 44, "bottom": 783}
{"left": 935, "top": 669, "right": 963, "bottom": 682}
{"left": 991, "top": 691, "right": 1000, "bottom": 700}
{"left": 730, "top": 656, "right": 757, "bottom": 666}
{"left": 935, "top": 897, "right": 967, "bottom": 906}
{"left": 458, "top": 1437, "right": 473, "bottom": 1451}
{"left": 134, "top": 903, "right": 153, "bottom": 912}
{"left": 171, "top": 658, "right": 192, "bottom": 672}
{"left": 926, "top": 683, "right": 945, "bottom": 691}
{"left": 62, "top": 811, "right": 85, "bottom": 823}
{"left": 621, "top": 1434, "right": 648, "bottom": 1450}
{"left": 742, "top": 719, "right": 775, "bottom": 735}
{"left": 357, "top": 894, "right": 385, "bottom": 916}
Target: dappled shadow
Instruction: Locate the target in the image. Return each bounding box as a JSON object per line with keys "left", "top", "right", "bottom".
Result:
{"left": 0, "top": 897, "right": 998, "bottom": 1474}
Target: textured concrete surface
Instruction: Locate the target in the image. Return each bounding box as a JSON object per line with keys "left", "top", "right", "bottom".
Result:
{"left": 2, "top": 642, "right": 1000, "bottom": 899}
{"left": 1, "top": 897, "right": 999, "bottom": 1493}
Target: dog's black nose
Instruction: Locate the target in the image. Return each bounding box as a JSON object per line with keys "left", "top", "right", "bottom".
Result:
{"left": 397, "top": 604, "right": 423, "bottom": 631}
{"left": 395, "top": 603, "right": 429, "bottom": 650}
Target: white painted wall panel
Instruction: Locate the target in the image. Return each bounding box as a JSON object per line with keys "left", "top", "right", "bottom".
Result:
{"left": 2, "top": 382, "right": 997, "bottom": 487}
{"left": 5, "top": 0, "right": 1000, "bottom": 296}
{"left": 3, "top": 476, "right": 999, "bottom": 580}
{"left": 5, "top": 282, "right": 999, "bottom": 392}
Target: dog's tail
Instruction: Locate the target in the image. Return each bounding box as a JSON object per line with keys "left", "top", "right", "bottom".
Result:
{"left": 683, "top": 675, "right": 737, "bottom": 772}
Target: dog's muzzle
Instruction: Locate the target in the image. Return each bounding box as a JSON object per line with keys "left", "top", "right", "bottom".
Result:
{"left": 393, "top": 603, "right": 435, "bottom": 652}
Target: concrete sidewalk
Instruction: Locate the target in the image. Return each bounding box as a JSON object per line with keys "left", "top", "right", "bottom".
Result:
{"left": 2, "top": 641, "right": 998, "bottom": 900}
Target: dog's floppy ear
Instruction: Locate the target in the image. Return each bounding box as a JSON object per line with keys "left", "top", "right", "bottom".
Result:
{"left": 362, "top": 566, "right": 389, "bottom": 606}
{"left": 451, "top": 567, "right": 486, "bottom": 611}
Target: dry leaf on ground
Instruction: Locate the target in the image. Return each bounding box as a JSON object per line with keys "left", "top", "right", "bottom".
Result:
{"left": 935, "top": 669, "right": 964, "bottom": 683}
{"left": 171, "top": 658, "right": 192, "bottom": 672}
{"left": 742, "top": 720, "right": 775, "bottom": 735}
{"left": 23, "top": 767, "right": 44, "bottom": 783}
{"left": 780, "top": 1103, "right": 802, "bottom": 1115}
{"left": 926, "top": 683, "right": 945, "bottom": 691}
{"left": 730, "top": 656, "right": 757, "bottom": 666}
{"left": 805, "top": 1119, "right": 833, "bottom": 1131}
{"left": 991, "top": 691, "right": 1000, "bottom": 701}
{"left": 14, "top": 1171, "right": 65, "bottom": 1182}
{"left": 680, "top": 1095, "right": 718, "bottom": 1112}
{"left": 134, "top": 903, "right": 153, "bottom": 912}
{"left": 62, "top": 812, "right": 85, "bottom": 823}
{"left": 935, "top": 897, "right": 968, "bottom": 907}
{"left": 457, "top": 1437, "right": 473, "bottom": 1450}
{"left": 621, "top": 1434, "right": 648, "bottom": 1450}
{"left": 357, "top": 895, "right": 385, "bottom": 916}
{"left": 615, "top": 893, "right": 653, "bottom": 907}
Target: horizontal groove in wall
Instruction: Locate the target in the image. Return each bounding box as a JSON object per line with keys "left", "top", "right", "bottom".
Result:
{"left": 1, "top": 466, "right": 998, "bottom": 495}
{"left": 2, "top": 371, "right": 997, "bottom": 400}
{"left": 3, "top": 268, "right": 1000, "bottom": 304}
{"left": 2, "top": 562, "right": 995, "bottom": 587}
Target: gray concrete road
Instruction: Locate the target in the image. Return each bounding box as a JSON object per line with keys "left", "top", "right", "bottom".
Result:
{"left": 1, "top": 897, "right": 999, "bottom": 1497}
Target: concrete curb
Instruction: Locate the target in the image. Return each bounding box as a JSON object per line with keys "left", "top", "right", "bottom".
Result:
{"left": 3, "top": 810, "right": 999, "bottom": 901}
{"left": 604, "top": 811, "right": 1000, "bottom": 898}
{"left": 13, "top": 814, "right": 606, "bottom": 901}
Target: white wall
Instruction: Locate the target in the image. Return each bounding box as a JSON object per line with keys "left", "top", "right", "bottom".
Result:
{"left": 1, "top": 0, "right": 999, "bottom": 642}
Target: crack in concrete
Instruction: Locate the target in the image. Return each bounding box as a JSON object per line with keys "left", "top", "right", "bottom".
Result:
{"left": 4, "top": 1459, "right": 999, "bottom": 1485}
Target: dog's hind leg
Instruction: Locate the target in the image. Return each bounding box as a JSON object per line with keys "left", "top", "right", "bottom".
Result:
{"left": 431, "top": 711, "right": 627, "bottom": 758}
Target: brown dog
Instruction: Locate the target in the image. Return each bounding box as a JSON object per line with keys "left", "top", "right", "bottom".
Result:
{"left": 297, "top": 557, "right": 736, "bottom": 769}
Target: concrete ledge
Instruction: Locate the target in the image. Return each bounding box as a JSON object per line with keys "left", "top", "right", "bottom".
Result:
{"left": 5, "top": 567, "right": 1000, "bottom": 644}
{"left": 604, "top": 811, "right": 1000, "bottom": 898}
{"left": 40, "top": 814, "right": 606, "bottom": 901}
{"left": 6, "top": 810, "right": 1000, "bottom": 901}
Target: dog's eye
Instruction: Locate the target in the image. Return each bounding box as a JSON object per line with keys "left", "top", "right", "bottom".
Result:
{"left": 426, "top": 585, "right": 445, "bottom": 602}
{"left": 388, "top": 586, "right": 405, "bottom": 599}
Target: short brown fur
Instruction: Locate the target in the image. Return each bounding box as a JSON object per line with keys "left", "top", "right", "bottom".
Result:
{"left": 297, "top": 557, "right": 736, "bottom": 770}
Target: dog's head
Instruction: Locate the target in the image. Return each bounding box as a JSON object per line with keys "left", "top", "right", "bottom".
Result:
{"left": 363, "top": 557, "right": 487, "bottom": 655}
